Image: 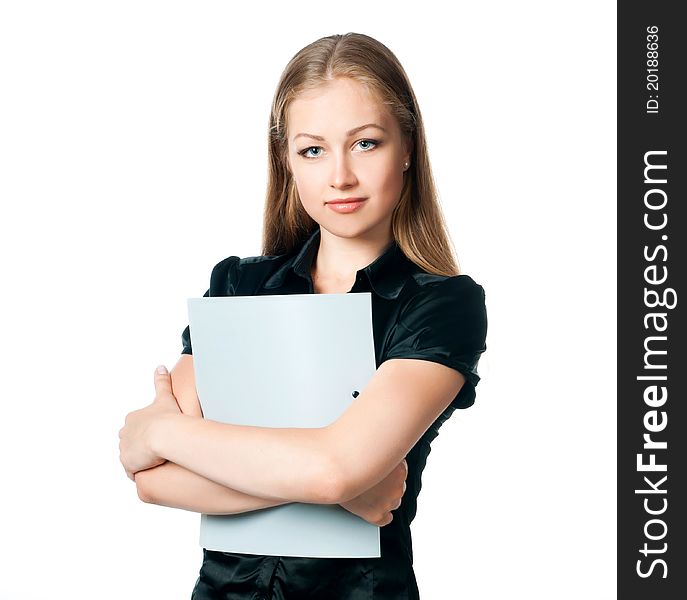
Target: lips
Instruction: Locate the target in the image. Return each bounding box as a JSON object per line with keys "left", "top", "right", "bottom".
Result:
{"left": 326, "top": 197, "right": 367, "bottom": 204}
{"left": 325, "top": 198, "right": 367, "bottom": 214}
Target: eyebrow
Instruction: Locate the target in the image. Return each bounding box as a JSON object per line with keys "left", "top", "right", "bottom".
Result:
{"left": 293, "top": 123, "right": 388, "bottom": 143}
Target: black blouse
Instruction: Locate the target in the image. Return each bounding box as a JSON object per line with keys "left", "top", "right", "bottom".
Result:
{"left": 180, "top": 227, "right": 487, "bottom": 600}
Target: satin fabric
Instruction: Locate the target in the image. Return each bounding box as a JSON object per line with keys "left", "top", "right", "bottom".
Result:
{"left": 181, "top": 227, "right": 487, "bottom": 599}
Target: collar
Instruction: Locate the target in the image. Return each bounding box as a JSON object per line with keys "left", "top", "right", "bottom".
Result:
{"left": 263, "top": 228, "right": 415, "bottom": 300}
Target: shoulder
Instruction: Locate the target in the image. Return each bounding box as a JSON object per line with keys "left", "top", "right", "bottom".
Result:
{"left": 384, "top": 273, "right": 488, "bottom": 409}
{"left": 390, "top": 273, "right": 487, "bottom": 347}
{"left": 390, "top": 273, "right": 488, "bottom": 359}
{"left": 402, "top": 273, "right": 486, "bottom": 316}
{"left": 207, "top": 253, "right": 289, "bottom": 296}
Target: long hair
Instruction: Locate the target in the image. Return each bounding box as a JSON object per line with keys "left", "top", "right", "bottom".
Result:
{"left": 262, "top": 32, "right": 461, "bottom": 276}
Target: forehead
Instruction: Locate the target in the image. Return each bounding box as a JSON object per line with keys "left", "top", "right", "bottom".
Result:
{"left": 288, "top": 78, "right": 392, "bottom": 137}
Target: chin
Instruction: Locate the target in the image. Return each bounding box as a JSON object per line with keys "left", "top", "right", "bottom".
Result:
{"left": 320, "top": 218, "right": 389, "bottom": 241}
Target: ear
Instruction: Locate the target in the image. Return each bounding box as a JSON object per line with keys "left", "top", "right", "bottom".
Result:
{"left": 402, "top": 135, "right": 413, "bottom": 166}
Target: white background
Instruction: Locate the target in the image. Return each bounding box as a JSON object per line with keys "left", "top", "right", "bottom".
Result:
{"left": 0, "top": 1, "right": 616, "bottom": 598}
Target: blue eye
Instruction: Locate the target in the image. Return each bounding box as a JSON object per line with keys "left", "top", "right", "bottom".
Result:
{"left": 297, "top": 139, "right": 380, "bottom": 159}
{"left": 356, "top": 139, "right": 379, "bottom": 151}
{"left": 299, "top": 146, "right": 323, "bottom": 158}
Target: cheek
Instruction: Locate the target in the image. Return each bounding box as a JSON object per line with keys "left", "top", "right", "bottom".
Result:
{"left": 294, "top": 175, "right": 320, "bottom": 205}
{"left": 369, "top": 163, "right": 403, "bottom": 204}
{"left": 291, "top": 170, "right": 328, "bottom": 214}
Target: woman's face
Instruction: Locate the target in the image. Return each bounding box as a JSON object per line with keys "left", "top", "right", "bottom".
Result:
{"left": 286, "top": 77, "right": 410, "bottom": 242}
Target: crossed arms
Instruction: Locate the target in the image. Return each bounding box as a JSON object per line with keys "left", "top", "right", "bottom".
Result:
{"left": 133, "top": 354, "right": 464, "bottom": 522}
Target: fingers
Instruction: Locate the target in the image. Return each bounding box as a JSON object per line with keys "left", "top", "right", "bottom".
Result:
{"left": 395, "top": 464, "right": 407, "bottom": 511}
{"left": 119, "top": 442, "right": 134, "bottom": 481}
{"left": 154, "top": 364, "right": 173, "bottom": 397}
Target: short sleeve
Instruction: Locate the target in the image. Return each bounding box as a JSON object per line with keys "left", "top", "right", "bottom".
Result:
{"left": 384, "top": 275, "right": 487, "bottom": 410}
{"left": 180, "top": 289, "right": 209, "bottom": 355}
{"left": 180, "top": 256, "right": 241, "bottom": 356}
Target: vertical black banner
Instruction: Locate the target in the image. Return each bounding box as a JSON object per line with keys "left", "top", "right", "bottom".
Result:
{"left": 618, "top": 2, "right": 686, "bottom": 598}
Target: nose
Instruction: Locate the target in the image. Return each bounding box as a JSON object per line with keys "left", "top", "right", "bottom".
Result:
{"left": 330, "top": 152, "right": 358, "bottom": 190}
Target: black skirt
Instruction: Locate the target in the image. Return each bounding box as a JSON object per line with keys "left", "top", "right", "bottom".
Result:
{"left": 190, "top": 545, "right": 420, "bottom": 600}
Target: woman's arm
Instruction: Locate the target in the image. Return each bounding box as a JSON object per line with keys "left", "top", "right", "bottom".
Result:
{"left": 135, "top": 356, "right": 411, "bottom": 521}
{"left": 143, "top": 358, "right": 463, "bottom": 506}
{"left": 134, "top": 355, "right": 293, "bottom": 513}
{"left": 135, "top": 461, "right": 290, "bottom": 514}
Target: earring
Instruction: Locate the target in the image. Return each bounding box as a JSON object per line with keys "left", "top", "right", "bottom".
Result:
{"left": 403, "top": 161, "right": 409, "bottom": 171}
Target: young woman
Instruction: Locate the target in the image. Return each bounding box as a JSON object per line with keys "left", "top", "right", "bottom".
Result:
{"left": 119, "top": 32, "right": 488, "bottom": 599}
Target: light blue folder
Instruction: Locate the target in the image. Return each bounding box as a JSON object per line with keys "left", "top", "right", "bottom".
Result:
{"left": 187, "top": 293, "right": 380, "bottom": 558}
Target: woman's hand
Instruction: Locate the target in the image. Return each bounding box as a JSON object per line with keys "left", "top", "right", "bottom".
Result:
{"left": 339, "top": 458, "right": 408, "bottom": 526}
{"left": 119, "top": 365, "right": 182, "bottom": 481}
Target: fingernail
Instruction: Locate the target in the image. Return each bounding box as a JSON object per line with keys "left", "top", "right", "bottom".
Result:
{"left": 156, "top": 365, "right": 168, "bottom": 374}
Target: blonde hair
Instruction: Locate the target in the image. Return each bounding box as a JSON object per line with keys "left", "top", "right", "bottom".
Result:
{"left": 261, "top": 32, "right": 461, "bottom": 276}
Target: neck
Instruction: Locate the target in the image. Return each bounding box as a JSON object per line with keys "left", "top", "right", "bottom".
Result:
{"left": 311, "top": 227, "right": 394, "bottom": 284}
